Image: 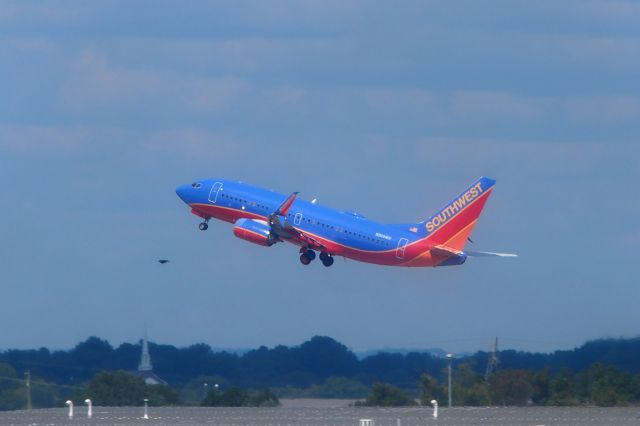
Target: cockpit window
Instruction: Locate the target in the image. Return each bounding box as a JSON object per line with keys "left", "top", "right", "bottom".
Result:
{"left": 191, "top": 182, "right": 202, "bottom": 189}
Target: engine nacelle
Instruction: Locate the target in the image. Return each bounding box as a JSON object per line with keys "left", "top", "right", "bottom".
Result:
{"left": 233, "top": 218, "right": 275, "bottom": 247}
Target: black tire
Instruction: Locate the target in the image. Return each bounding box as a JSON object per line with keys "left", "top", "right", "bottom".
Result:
{"left": 306, "top": 250, "right": 316, "bottom": 261}
{"left": 199, "top": 222, "right": 209, "bottom": 231}
{"left": 320, "top": 253, "right": 334, "bottom": 267}
{"left": 300, "top": 253, "right": 311, "bottom": 265}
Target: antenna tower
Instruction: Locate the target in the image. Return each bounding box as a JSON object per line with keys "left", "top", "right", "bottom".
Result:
{"left": 484, "top": 337, "right": 499, "bottom": 381}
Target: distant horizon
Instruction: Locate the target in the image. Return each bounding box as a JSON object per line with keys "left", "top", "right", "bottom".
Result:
{"left": 3, "top": 333, "right": 639, "bottom": 357}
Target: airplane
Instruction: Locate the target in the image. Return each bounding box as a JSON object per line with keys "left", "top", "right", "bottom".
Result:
{"left": 175, "top": 177, "right": 516, "bottom": 267}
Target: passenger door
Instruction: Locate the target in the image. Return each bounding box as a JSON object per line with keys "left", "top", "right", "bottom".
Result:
{"left": 208, "top": 182, "right": 223, "bottom": 203}
{"left": 396, "top": 238, "right": 409, "bottom": 259}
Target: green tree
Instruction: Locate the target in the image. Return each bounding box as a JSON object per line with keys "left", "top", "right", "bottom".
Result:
{"left": 201, "top": 386, "right": 221, "bottom": 406}
{"left": 302, "top": 376, "right": 369, "bottom": 398}
{"left": 181, "top": 376, "right": 227, "bottom": 405}
{"left": 83, "top": 371, "right": 180, "bottom": 406}
{"left": 146, "top": 383, "right": 182, "bottom": 406}
{"left": 489, "top": 370, "right": 533, "bottom": 406}
{"left": 530, "top": 368, "right": 551, "bottom": 405}
{"left": 419, "top": 374, "right": 444, "bottom": 405}
{"left": 462, "top": 383, "right": 490, "bottom": 406}
{"left": 250, "top": 388, "right": 280, "bottom": 407}
{"left": 356, "top": 382, "right": 415, "bottom": 407}
{"left": 578, "top": 363, "right": 631, "bottom": 406}
{"left": 202, "top": 386, "right": 279, "bottom": 407}
{"left": 219, "top": 387, "right": 249, "bottom": 407}
{"left": 453, "top": 363, "right": 489, "bottom": 406}
{"left": 84, "top": 371, "right": 146, "bottom": 406}
{"left": 547, "top": 368, "right": 576, "bottom": 406}
{"left": 630, "top": 373, "right": 640, "bottom": 402}
{"left": 0, "top": 363, "right": 21, "bottom": 411}
{"left": 30, "top": 376, "right": 58, "bottom": 409}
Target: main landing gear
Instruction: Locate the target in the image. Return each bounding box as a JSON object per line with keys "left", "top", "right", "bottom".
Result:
{"left": 319, "top": 252, "right": 334, "bottom": 267}
{"left": 299, "top": 249, "right": 334, "bottom": 267}
{"left": 299, "top": 249, "right": 316, "bottom": 265}
{"left": 198, "top": 219, "right": 209, "bottom": 231}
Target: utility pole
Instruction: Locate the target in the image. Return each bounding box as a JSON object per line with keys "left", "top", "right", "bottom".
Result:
{"left": 25, "top": 370, "right": 32, "bottom": 410}
{"left": 446, "top": 353, "right": 453, "bottom": 408}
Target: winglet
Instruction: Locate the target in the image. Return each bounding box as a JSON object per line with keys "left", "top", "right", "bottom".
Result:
{"left": 275, "top": 192, "right": 299, "bottom": 216}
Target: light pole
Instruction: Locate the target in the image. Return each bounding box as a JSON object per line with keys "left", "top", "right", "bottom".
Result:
{"left": 65, "top": 400, "right": 73, "bottom": 418}
{"left": 24, "top": 371, "right": 32, "bottom": 410}
{"left": 143, "top": 398, "right": 149, "bottom": 419}
{"left": 84, "top": 398, "right": 92, "bottom": 418}
{"left": 446, "top": 353, "right": 453, "bottom": 408}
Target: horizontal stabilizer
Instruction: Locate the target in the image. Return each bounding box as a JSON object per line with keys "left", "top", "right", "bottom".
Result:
{"left": 431, "top": 246, "right": 463, "bottom": 258}
{"left": 466, "top": 251, "right": 518, "bottom": 258}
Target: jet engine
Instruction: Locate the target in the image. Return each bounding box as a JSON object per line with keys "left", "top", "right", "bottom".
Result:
{"left": 233, "top": 218, "right": 275, "bottom": 247}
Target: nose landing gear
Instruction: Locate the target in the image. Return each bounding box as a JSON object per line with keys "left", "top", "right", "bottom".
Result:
{"left": 198, "top": 219, "right": 210, "bottom": 231}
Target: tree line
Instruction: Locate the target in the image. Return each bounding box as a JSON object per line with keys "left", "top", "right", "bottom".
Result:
{"left": 1, "top": 335, "right": 640, "bottom": 409}
{"left": 356, "top": 363, "right": 640, "bottom": 407}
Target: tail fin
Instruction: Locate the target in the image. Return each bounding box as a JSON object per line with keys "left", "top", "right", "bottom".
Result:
{"left": 417, "top": 177, "right": 496, "bottom": 251}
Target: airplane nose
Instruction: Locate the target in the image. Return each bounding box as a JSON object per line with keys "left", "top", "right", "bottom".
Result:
{"left": 176, "top": 184, "right": 190, "bottom": 203}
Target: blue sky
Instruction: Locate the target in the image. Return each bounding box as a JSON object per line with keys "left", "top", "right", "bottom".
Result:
{"left": 1, "top": 0, "right": 638, "bottom": 354}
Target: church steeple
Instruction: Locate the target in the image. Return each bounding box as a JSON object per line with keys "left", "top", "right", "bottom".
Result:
{"left": 136, "top": 325, "right": 167, "bottom": 385}
{"left": 138, "top": 328, "right": 153, "bottom": 372}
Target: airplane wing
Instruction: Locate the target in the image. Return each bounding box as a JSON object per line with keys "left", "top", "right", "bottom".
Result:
{"left": 289, "top": 228, "right": 326, "bottom": 251}
{"left": 267, "top": 192, "right": 300, "bottom": 239}
{"left": 267, "top": 214, "right": 326, "bottom": 250}
{"left": 267, "top": 191, "right": 327, "bottom": 251}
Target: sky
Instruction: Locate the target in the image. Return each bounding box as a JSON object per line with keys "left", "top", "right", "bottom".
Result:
{"left": 1, "top": 0, "right": 639, "bottom": 355}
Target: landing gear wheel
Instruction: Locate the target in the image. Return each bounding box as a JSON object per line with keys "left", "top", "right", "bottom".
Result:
{"left": 300, "top": 253, "right": 312, "bottom": 265}
{"left": 319, "top": 252, "right": 334, "bottom": 267}
{"left": 199, "top": 222, "right": 209, "bottom": 231}
{"left": 306, "top": 250, "right": 316, "bottom": 261}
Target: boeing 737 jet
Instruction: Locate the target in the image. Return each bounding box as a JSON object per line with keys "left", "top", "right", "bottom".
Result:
{"left": 176, "top": 177, "right": 515, "bottom": 267}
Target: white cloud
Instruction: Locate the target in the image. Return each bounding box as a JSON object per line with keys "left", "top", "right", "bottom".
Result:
{"left": 450, "top": 91, "right": 541, "bottom": 124}
{"left": 564, "top": 95, "right": 640, "bottom": 125}
{"left": 61, "top": 51, "right": 160, "bottom": 109}
{"left": 0, "top": 124, "right": 89, "bottom": 152}
{"left": 413, "top": 138, "right": 608, "bottom": 177}
{"left": 141, "top": 128, "right": 244, "bottom": 160}
{"left": 529, "top": 33, "right": 640, "bottom": 73}
{"left": 184, "top": 77, "right": 247, "bottom": 114}
{"left": 0, "top": 1, "right": 83, "bottom": 23}
{"left": 360, "top": 88, "right": 640, "bottom": 131}
{"left": 0, "top": 35, "right": 56, "bottom": 53}
{"left": 59, "top": 50, "right": 250, "bottom": 117}
{"left": 261, "top": 86, "right": 307, "bottom": 105}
